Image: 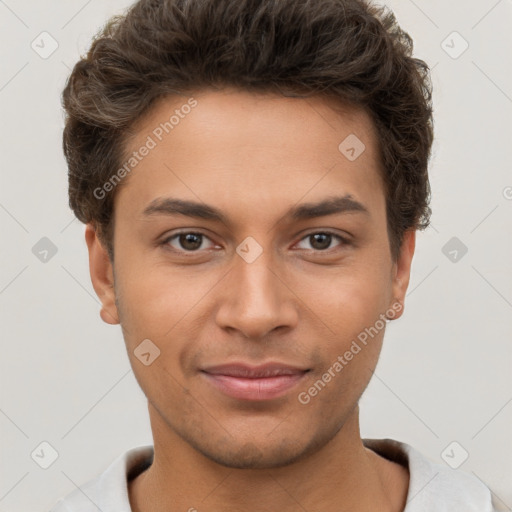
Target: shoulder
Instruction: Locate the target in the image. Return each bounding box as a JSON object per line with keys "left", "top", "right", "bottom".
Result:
{"left": 363, "top": 438, "right": 496, "bottom": 512}
{"left": 48, "top": 445, "right": 154, "bottom": 512}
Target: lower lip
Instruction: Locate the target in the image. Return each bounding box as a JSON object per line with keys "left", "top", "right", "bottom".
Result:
{"left": 202, "top": 372, "right": 308, "bottom": 401}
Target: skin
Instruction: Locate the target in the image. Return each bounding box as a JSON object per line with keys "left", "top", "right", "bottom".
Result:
{"left": 86, "top": 88, "right": 415, "bottom": 512}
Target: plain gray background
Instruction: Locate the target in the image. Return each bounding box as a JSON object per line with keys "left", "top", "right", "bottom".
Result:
{"left": 0, "top": 0, "right": 511, "bottom": 510}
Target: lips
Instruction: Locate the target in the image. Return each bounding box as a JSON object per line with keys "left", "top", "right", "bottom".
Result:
{"left": 201, "top": 363, "right": 310, "bottom": 401}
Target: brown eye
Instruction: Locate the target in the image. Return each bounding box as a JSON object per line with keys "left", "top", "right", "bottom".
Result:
{"left": 309, "top": 233, "right": 332, "bottom": 250}
{"left": 162, "top": 232, "right": 215, "bottom": 252}
{"left": 295, "top": 231, "right": 348, "bottom": 252}
{"left": 178, "top": 233, "right": 203, "bottom": 251}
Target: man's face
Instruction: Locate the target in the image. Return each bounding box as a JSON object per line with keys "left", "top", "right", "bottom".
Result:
{"left": 88, "top": 89, "right": 413, "bottom": 469}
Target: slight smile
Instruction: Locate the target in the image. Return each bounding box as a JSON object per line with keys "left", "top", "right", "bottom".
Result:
{"left": 201, "top": 363, "right": 311, "bottom": 401}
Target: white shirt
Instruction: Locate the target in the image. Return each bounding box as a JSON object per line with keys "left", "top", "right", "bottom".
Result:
{"left": 49, "top": 438, "right": 496, "bottom": 511}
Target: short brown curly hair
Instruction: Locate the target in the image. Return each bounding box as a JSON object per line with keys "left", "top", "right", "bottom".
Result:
{"left": 62, "top": 0, "right": 434, "bottom": 262}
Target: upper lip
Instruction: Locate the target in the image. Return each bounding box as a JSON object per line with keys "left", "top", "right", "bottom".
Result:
{"left": 201, "top": 362, "right": 310, "bottom": 378}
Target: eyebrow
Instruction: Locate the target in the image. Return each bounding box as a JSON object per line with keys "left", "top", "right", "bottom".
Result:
{"left": 141, "top": 194, "right": 370, "bottom": 225}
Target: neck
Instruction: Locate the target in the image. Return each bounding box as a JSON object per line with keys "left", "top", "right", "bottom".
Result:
{"left": 129, "top": 403, "right": 409, "bottom": 512}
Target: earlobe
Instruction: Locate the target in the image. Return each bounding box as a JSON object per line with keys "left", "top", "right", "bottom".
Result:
{"left": 84, "top": 223, "right": 120, "bottom": 325}
{"left": 389, "top": 229, "right": 416, "bottom": 320}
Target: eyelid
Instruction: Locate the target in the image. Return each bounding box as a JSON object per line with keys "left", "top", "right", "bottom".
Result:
{"left": 160, "top": 228, "right": 351, "bottom": 254}
{"left": 160, "top": 229, "right": 218, "bottom": 251}
{"left": 292, "top": 230, "right": 350, "bottom": 251}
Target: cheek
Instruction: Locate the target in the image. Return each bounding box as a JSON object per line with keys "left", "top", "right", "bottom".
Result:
{"left": 115, "top": 267, "right": 205, "bottom": 395}
{"left": 299, "top": 265, "right": 390, "bottom": 398}
{"left": 301, "top": 297, "right": 387, "bottom": 413}
{"left": 310, "top": 266, "right": 391, "bottom": 344}
{"left": 114, "top": 261, "right": 225, "bottom": 345}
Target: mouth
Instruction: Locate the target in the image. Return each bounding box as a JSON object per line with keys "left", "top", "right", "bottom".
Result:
{"left": 200, "top": 363, "right": 310, "bottom": 401}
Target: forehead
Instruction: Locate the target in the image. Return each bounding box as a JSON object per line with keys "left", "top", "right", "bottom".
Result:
{"left": 113, "top": 88, "right": 385, "bottom": 226}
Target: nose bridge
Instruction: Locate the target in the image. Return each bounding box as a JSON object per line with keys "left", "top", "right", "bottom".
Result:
{"left": 237, "top": 248, "right": 280, "bottom": 307}
{"left": 215, "top": 240, "right": 297, "bottom": 338}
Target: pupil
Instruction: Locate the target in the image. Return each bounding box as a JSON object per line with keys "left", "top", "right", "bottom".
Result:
{"left": 177, "top": 233, "right": 332, "bottom": 251}
{"left": 180, "top": 233, "right": 202, "bottom": 250}
{"left": 311, "top": 233, "right": 331, "bottom": 250}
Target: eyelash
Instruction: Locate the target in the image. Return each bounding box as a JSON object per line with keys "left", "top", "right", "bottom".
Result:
{"left": 159, "top": 230, "right": 350, "bottom": 255}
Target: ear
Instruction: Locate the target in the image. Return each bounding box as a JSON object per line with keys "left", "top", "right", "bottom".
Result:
{"left": 85, "top": 223, "right": 120, "bottom": 325}
{"left": 389, "top": 229, "right": 416, "bottom": 320}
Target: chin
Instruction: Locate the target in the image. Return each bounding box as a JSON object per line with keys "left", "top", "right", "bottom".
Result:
{"left": 184, "top": 427, "right": 332, "bottom": 470}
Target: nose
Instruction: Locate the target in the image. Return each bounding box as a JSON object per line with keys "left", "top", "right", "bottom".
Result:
{"left": 215, "top": 246, "right": 299, "bottom": 340}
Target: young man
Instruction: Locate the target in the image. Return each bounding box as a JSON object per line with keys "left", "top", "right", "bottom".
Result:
{"left": 51, "top": 0, "right": 496, "bottom": 510}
